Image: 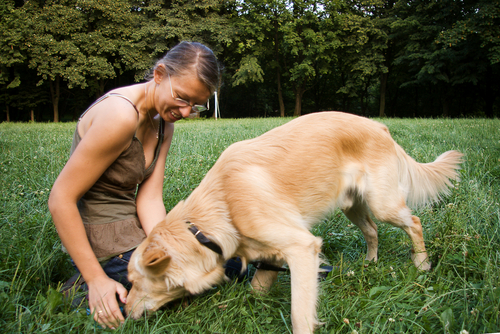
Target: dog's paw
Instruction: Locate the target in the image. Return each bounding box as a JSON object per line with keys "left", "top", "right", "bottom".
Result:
{"left": 411, "top": 249, "right": 431, "bottom": 271}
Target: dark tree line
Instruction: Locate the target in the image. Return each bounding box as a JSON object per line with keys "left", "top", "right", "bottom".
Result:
{"left": 1, "top": 0, "right": 499, "bottom": 122}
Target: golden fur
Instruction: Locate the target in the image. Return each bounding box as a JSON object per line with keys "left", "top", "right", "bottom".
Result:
{"left": 125, "top": 112, "right": 463, "bottom": 333}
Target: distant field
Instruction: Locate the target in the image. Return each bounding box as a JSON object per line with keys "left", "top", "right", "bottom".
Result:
{"left": 0, "top": 115, "right": 499, "bottom": 333}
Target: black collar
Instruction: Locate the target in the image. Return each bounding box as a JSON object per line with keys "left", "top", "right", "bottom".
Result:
{"left": 187, "top": 222, "right": 223, "bottom": 255}
{"left": 186, "top": 222, "right": 287, "bottom": 273}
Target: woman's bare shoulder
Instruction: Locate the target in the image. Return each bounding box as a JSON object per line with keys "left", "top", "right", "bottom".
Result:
{"left": 79, "top": 95, "right": 140, "bottom": 138}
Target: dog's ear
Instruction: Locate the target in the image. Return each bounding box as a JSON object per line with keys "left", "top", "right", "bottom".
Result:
{"left": 142, "top": 246, "right": 171, "bottom": 275}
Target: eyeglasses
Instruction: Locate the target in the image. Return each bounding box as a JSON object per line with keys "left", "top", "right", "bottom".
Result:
{"left": 168, "top": 74, "right": 209, "bottom": 113}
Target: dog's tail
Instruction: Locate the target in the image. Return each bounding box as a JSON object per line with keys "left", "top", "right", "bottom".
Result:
{"left": 396, "top": 145, "right": 463, "bottom": 207}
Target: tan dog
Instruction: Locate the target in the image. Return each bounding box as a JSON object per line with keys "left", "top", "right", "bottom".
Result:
{"left": 125, "top": 112, "right": 463, "bottom": 333}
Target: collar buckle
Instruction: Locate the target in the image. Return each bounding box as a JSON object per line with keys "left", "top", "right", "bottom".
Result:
{"left": 186, "top": 221, "right": 223, "bottom": 255}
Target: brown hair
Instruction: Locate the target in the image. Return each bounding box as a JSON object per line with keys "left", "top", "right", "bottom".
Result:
{"left": 152, "top": 41, "right": 220, "bottom": 95}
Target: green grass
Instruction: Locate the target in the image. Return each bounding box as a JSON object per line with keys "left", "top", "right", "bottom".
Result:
{"left": 0, "top": 116, "right": 499, "bottom": 333}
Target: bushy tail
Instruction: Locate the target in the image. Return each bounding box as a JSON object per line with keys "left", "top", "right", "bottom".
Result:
{"left": 396, "top": 145, "right": 464, "bottom": 207}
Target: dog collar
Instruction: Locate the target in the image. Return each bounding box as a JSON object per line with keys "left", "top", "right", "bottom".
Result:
{"left": 186, "top": 222, "right": 287, "bottom": 273}
{"left": 186, "top": 222, "right": 223, "bottom": 255}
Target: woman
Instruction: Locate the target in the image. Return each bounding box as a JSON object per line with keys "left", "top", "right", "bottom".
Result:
{"left": 48, "top": 41, "right": 219, "bottom": 329}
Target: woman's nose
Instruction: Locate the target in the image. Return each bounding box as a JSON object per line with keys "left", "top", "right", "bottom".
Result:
{"left": 179, "top": 106, "right": 192, "bottom": 118}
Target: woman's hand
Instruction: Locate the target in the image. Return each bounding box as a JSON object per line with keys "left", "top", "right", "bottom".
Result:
{"left": 88, "top": 275, "right": 128, "bottom": 329}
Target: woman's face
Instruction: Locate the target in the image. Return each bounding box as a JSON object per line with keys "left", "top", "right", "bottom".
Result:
{"left": 154, "top": 69, "right": 211, "bottom": 123}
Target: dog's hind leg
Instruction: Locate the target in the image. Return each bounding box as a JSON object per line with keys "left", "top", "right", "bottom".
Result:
{"left": 371, "top": 202, "right": 431, "bottom": 270}
{"left": 342, "top": 202, "right": 378, "bottom": 262}
{"left": 406, "top": 215, "right": 431, "bottom": 270}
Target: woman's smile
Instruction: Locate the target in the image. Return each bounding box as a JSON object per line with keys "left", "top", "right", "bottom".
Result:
{"left": 169, "top": 109, "right": 183, "bottom": 120}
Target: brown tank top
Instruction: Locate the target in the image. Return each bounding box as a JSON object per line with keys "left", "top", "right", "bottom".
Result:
{"left": 69, "top": 93, "right": 164, "bottom": 261}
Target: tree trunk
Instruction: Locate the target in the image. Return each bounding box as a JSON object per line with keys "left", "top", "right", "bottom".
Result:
{"left": 277, "top": 69, "right": 285, "bottom": 117}
{"left": 413, "top": 87, "right": 419, "bottom": 117}
{"left": 361, "top": 83, "right": 369, "bottom": 115}
{"left": 30, "top": 109, "right": 35, "bottom": 122}
{"left": 379, "top": 72, "right": 388, "bottom": 117}
{"left": 49, "top": 76, "right": 60, "bottom": 122}
{"left": 274, "top": 21, "right": 285, "bottom": 117}
{"left": 99, "top": 79, "right": 105, "bottom": 96}
{"left": 6, "top": 105, "right": 10, "bottom": 122}
{"left": 293, "top": 86, "right": 305, "bottom": 116}
{"left": 340, "top": 72, "right": 349, "bottom": 112}
{"left": 483, "top": 68, "right": 494, "bottom": 118}
{"left": 441, "top": 97, "right": 449, "bottom": 117}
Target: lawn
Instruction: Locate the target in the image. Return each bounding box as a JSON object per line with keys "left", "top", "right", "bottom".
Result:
{"left": 0, "top": 115, "right": 499, "bottom": 333}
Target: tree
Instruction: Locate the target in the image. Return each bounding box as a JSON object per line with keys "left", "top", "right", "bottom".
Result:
{"left": 281, "top": 0, "right": 334, "bottom": 116}
{"left": 152, "top": 0, "right": 237, "bottom": 118}
{"left": 390, "top": 0, "right": 500, "bottom": 117}
{"left": 152, "top": 0, "right": 235, "bottom": 54}
{"left": 71, "top": 0, "right": 132, "bottom": 97}
{"left": 0, "top": 0, "right": 27, "bottom": 121}
{"left": 19, "top": 0, "right": 167, "bottom": 122}
{"left": 22, "top": 0, "right": 86, "bottom": 122}
{"left": 1, "top": 0, "right": 499, "bottom": 121}
{"left": 229, "top": 0, "right": 289, "bottom": 116}
{"left": 435, "top": 0, "right": 500, "bottom": 117}
{"left": 324, "top": 0, "right": 389, "bottom": 116}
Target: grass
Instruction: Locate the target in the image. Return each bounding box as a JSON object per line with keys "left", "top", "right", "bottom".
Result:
{"left": 0, "top": 115, "right": 499, "bottom": 333}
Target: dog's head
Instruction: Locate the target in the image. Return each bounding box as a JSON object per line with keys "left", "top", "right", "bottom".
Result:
{"left": 124, "top": 216, "right": 227, "bottom": 319}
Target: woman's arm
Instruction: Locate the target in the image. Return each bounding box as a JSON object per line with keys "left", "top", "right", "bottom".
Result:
{"left": 136, "top": 123, "right": 175, "bottom": 235}
{"left": 48, "top": 100, "right": 139, "bottom": 328}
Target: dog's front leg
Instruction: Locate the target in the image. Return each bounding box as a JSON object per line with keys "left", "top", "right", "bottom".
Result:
{"left": 285, "top": 234, "right": 323, "bottom": 334}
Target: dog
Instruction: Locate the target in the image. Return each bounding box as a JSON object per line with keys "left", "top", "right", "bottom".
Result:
{"left": 125, "top": 111, "right": 463, "bottom": 333}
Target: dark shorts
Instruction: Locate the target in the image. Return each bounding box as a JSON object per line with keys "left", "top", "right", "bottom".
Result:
{"left": 71, "top": 249, "right": 135, "bottom": 290}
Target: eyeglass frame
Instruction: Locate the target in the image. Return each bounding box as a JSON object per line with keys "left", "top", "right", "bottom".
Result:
{"left": 168, "top": 74, "right": 209, "bottom": 113}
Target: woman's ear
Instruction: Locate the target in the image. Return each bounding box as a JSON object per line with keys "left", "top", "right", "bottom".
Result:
{"left": 153, "top": 64, "right": 166, "bottom": 84}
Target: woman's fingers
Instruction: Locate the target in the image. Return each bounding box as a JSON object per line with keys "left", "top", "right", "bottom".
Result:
{"left": 92, "top": 299, "right": 124, "bottom": 329}
{"left": 88, "top": 277, "right": 126, "bottom": 329}
{"left": 116, "top": 283, "right": 128, "bottom": 304}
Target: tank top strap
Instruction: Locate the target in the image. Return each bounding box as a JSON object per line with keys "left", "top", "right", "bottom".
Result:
{"left": 79, "top": 93, "right": 139, "bottom": 120}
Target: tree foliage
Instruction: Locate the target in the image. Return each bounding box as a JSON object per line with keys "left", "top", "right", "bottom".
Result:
{"left": 0, "top": 0, "right": 499, "bottom": 121}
